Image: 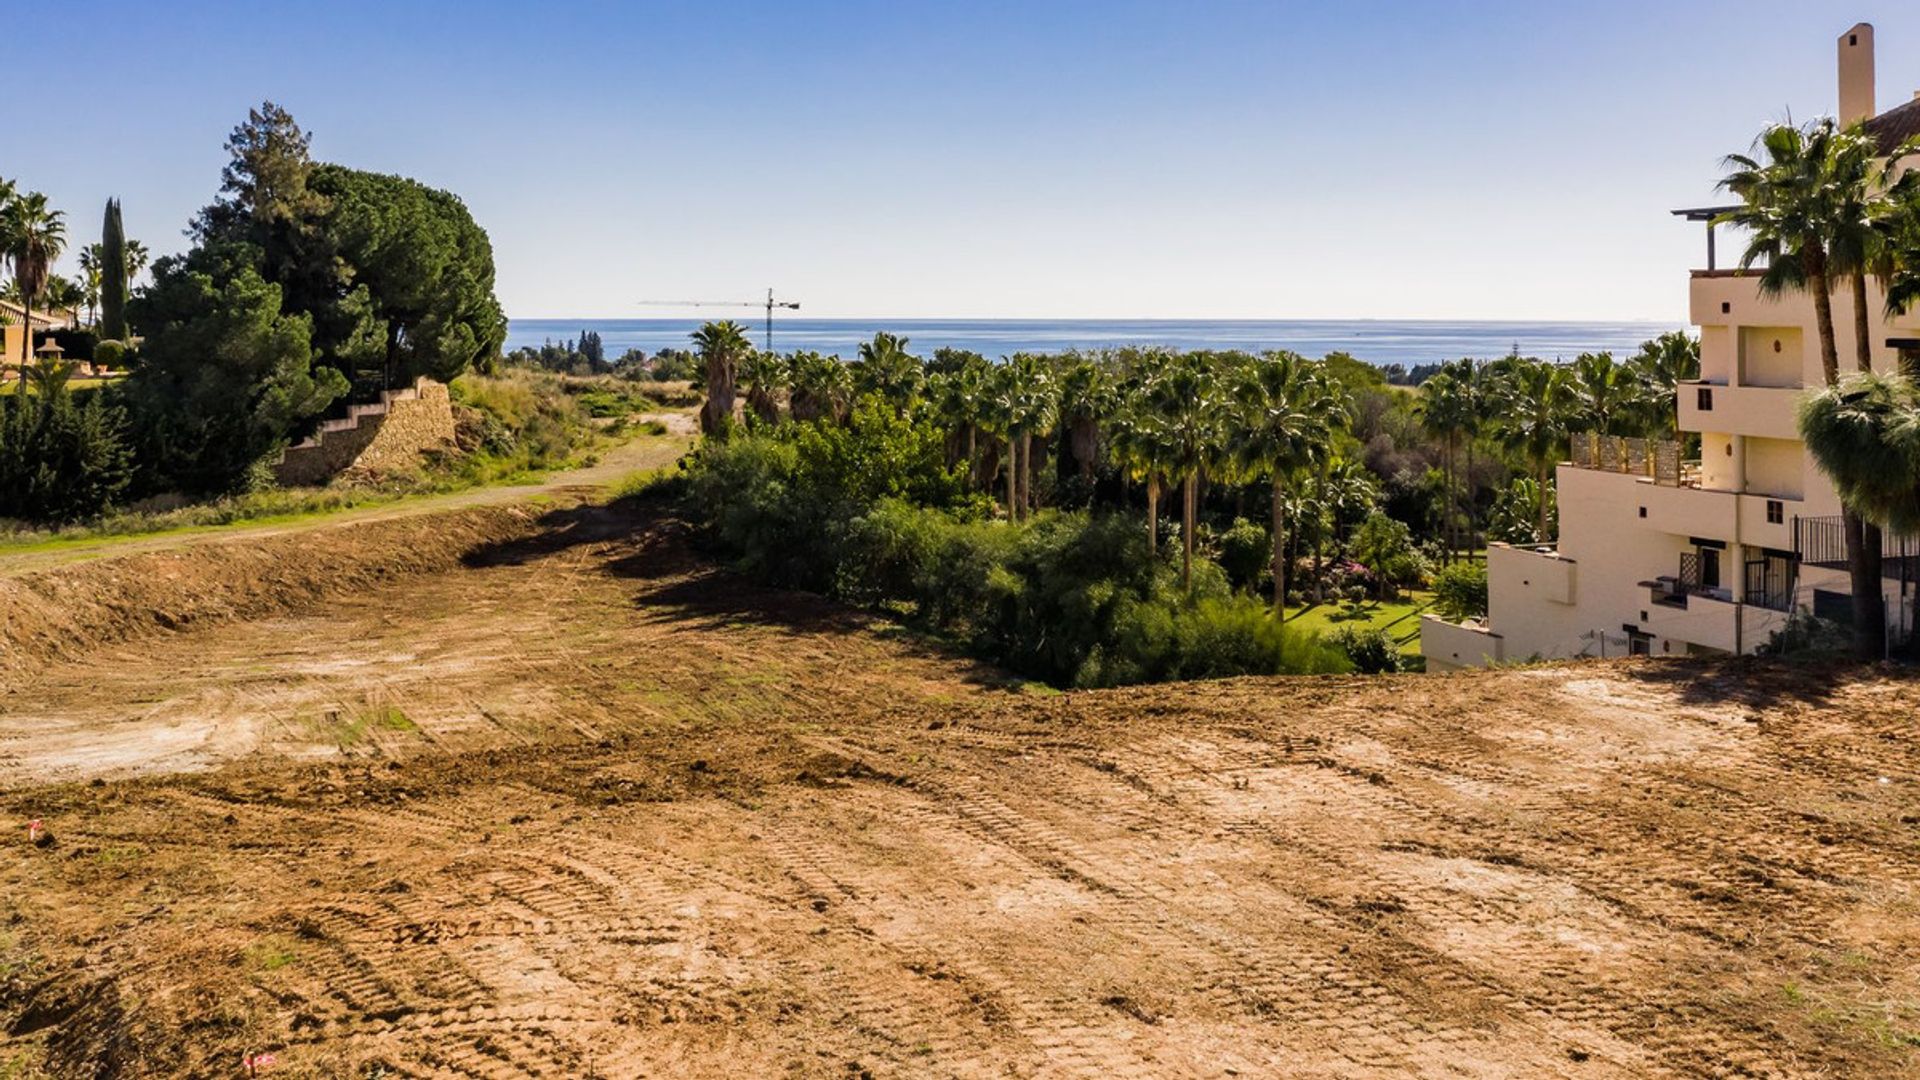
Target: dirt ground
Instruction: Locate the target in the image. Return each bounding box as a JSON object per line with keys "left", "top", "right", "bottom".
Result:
{"left": 2, "top": 496, "right": 1919, "bottom": 1077}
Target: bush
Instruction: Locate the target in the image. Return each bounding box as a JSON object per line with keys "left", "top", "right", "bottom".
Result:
{"left": 0, "top": 387, "right": 134, "bottom": 523}
{"left": 1330, "top": 625, "right": 1403, "bottom": 674}
{"left": 93, "top": 340, "right": 128, "bottom": 369}
{"left": 1431, "top": 562, "right": 1489, "bottom": 620}
{"left": 1350, "top": 511, "right": 1430, "bottom": 598}
{"left": 1217, "top": 518, "right": 1270, "bottom": 595}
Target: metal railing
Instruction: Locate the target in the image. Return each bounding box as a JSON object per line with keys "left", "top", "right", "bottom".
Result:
{"left": 1743, "top": 557, "right": 1795, "bottom": 612}
{"left": 1795, "top": 515, "right": 1920, "bottom": 574}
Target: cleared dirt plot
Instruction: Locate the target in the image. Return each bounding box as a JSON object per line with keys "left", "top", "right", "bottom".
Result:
{"left": 2, "top": 499, "right": 1919, "bottom": 1077}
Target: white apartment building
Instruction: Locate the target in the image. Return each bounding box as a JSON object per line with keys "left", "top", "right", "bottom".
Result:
{"left": 1423, "top": 22, "right": 1920, "bottom": 670}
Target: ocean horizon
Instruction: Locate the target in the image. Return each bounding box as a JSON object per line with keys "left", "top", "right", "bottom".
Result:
{"left": 505, "top": 318, "right": 1683, "bottom": 370}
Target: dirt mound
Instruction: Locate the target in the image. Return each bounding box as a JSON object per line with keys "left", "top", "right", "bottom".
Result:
{"left": 0, "top": 506, "right": 545, "bottom": 678}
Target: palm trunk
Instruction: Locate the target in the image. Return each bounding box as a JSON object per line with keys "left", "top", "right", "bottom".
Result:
{"left": 1535, "top": 459, "right": 1550, "bottom": 542}
{"left": 966, "top": 425, "right": 978, "bottom": 486}
{"left": 1848, "top": 268, "right": 1888, "bottom": 657}
{"left": 1464, "top": 438, "right": 1477, "bottom": 561}
{"left": 1022, "top": 431, "right": 1035, "bottom": 516}
{"left": 1811, "top": 262, "right": 1840, "bottom": 388}
{"left": 17, "top": 298, "right": 30, "bottom": 391}
{"left": 1270, "top": 477, "right": 1286, "bottom": 616}
{"left": 1006, "top": 434, "right": 1019, "bottom": 520}
{"left": 1145, "top": 472, "right": 1160, "bottom": 554}
{"left": 1182, "top": 473, "right": 1197, "bottom": 593}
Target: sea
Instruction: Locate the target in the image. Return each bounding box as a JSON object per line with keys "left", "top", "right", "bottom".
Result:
{"left": 505, "top": 318, "right": 1682, "bottom": 371}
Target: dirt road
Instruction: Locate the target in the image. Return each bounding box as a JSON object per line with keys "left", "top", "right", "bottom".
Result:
{"left": 2, "top": 499, "right": 1918, "bottom": 1077}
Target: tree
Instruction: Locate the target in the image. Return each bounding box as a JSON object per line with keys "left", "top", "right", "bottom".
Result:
{"left": 1002, "top": 353, "right": 1057, "bottom": 519}
{"left": 788, "top": 351, "right": 851, "bottom": 424}
{"left": 1110, "top": 369, "right": 1175, "bottom": 554}
{"left": 1491, "top": 359, "right": 1575, "bottom": 542}
{"left": 1149, "top": 352, "right": 1223, "bottom": 591}
{"left": 301, "top": 165, "right": 508, "bottom": 385}
{"left": 1233, "top": 351, "right": 1334, "bottom": 614}
{"left": 1569, "top": 351, "right": 1641, "bottom": 437}
{"left": 99, "top": 199, "right": 130, "bottom": 340}
{"left": 2, "top": 191, "right": 67, "bottom": 388}
{"left": 1056, "top": 359, "right": 1108, "bottom": 483}
{"left": 694, "top": 320, "right": 752, "bottom": 439}
{"left": 1626, "top": 332, "right": 1699, "bottom": 439}
{"left": 1799, "top": 372, "right": 1920, "bottom": 537}
{"left": 125, "top": 262, "right": 346, "bottom": 493}
{"left": 740, "top": 349, "right": 787, "bottom": 427}
{"left": 854, "top": 332, "right": 922, "bottom": 412}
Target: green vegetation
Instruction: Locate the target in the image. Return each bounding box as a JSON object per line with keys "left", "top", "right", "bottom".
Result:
{"left": 665, "top": 320, "right": 1716, "bottom": 681}
{"left": 0, "top": 101, "right": 512, "bottom": 527}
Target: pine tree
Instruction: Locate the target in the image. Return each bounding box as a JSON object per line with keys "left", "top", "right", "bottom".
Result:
{"left": 101, "top": 198, "right": 129, "bottom": 341}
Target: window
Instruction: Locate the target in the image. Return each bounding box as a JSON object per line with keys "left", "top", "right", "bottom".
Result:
{"left": 1697, "top": 387, "right": 1713, "bottom": 411}
{"left": 1638, "top": 506, "right": 1647, "bottom": 518}
{"left": 1766, "top": 499, "right": 1783, "bottom": 524}
{"left": 1721, "top": 302, "right": 1731, "bottom": 314}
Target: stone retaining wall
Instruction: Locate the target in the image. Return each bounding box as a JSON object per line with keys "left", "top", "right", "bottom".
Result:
{"left": 274, "top": 379, "right": 457, "bottom": 487}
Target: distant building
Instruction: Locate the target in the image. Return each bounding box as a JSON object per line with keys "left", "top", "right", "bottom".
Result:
{"left": 0, "top": 299, "right": 73, "bottom": 378}
{"left": 1423, "top": 22, "right": 1920, "bottom": 668}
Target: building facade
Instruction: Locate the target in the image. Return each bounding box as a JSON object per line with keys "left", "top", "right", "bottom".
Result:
{"left": 1423, "top": 22, "right": 1920, "bottom": 670}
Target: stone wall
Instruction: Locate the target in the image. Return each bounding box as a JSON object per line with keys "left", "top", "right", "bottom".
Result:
{"left": 274, "top": 379, "right": 457, "bottom": 487}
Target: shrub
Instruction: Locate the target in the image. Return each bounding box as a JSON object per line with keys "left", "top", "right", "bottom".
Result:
{"left": 1431, "top": 562, "right": 1489, "bottom": 620}
{"left": 1330, "top": 625, "right": 1403, "bottom": 674}
{"left": 1350, "top": 511, "right": 1430, "bottom": 598}
{"left": 93, "top": 340, "right": 128, "bottom": 369}
{"left": 1217, "top": 518, "right": 1270, "bottom": 594}
{"left": 0, "top": 387, "right": 134, "bottom": 523}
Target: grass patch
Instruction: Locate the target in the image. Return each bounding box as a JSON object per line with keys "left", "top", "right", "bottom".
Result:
{"left": 245, "top": 934, "right": 302, "bottom": 972}
{"left": 1285, "top": 592, "right": 1434, "bottom": 656}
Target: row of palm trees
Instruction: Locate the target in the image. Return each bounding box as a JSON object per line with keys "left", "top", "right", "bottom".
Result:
{"left": 690, "top": 318, "right": 1710, "bottom": 611}
{"left": 1416, "top": 335, "right": 1699, "bottom": 551}
{"left": 693, "top": 320, "right": 1350, "bottom": 610}
{"left": 1718, "top": 117, "right": 1920, "bottom": 657}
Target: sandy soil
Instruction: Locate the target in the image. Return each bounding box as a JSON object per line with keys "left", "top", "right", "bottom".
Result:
{"left": 2, "top": 498, "right": 1918, "bottom": 1077}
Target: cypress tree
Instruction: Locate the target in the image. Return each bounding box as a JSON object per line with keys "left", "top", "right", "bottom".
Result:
{"left": 100, "top": 198, "right": 128, "bottom": 341}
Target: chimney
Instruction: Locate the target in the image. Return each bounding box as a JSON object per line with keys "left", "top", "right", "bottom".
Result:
{"left": 1840, "top": 22, "right": 1875, "bottom": 125}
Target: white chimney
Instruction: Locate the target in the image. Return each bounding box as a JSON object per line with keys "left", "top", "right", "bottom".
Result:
{"left": 1840, "top": 22, "right": 1875, "bottom": 125}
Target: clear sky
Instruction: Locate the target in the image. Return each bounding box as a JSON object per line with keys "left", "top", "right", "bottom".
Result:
{"left": 19, "top": 1, "right": 1920, "bottom": 322}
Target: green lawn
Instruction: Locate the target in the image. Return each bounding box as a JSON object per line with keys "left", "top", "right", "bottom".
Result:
{"left": 0, "top": 377, "right": 107, "bottom": 395}
{"left": 1285, "top": 590, "right": 1435, "bottom": 655}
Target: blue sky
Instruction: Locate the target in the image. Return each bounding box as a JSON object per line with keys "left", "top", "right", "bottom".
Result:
{"left": 20, "top": 1, "right": 1920, "bottom": 321}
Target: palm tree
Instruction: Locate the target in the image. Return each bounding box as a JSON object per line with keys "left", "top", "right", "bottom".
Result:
{"left": 692, "top": 320, "right": 752, "bottom": 440}
{"left": 854, "top": 331, "right": 922, "bottom": 413}
{"left": 1569, "top": 351, "right": 1640, "bottom": 437}
{"left": 1, "top": 191, "right": 67, "bottom": 389}
{"left": 1418, "top": 369, "right": 1467, "bottom": 562}
{"left": 1800, "top": 372, "right": 1920, "bottom": 535}
{"left": 1720, "top": 119, "right": 1893, "bottom": 656}
{"left": 22, "top": 354, "right": 77, "bottom": 397}
{"left": 1234, "top": 351, "right": 1334, "bottom": 613}
{"left": 1626, "top": 332, "right": 1700, "bottom": 439}
{"left": 1056, "top": 358, "right": 1108, "bottom": 481}
{"left": 788, "top": 351, "right": 852, "bottom": 424}
{"left": 1001, "top": 353, "right": 1057, "bottom": 520}
{"left": 1110, "top": 382, "right": 1175, "bottom": 554}
{"left": 1149, "top": 353, "right": 1223, "bottom": 591}
{"left": 739, "top": 349, "right": 787, "bottom": 427}
{"left": 1492, "top": 359, "right": 1575, "bottom": 542}
{"left": 1718, "top": 120, "right": 1849, "bottom": 386}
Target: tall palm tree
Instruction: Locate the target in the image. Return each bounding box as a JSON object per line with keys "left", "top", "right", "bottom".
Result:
{"left": 1002, "top": 353, "right": 1057, "bottom": 520}
{"left": 1627, "top": 332, "right": 1700, "bottom": 439}
{"left": 1056, "top": 358, "right": 1108, "bottom": 481}
{"left": 1149, "top": 352, "right": 1223, "bottom": 591}
{"left": 1418, "top": 370, "right": 1467, "bottom": 562}
{"left": 1110, "top": 380, "right": 1175, "bottom": 554}
{"left": 1720, "top": 119, "right": 1889, "bottom": 655}
{"left": 1234, "top": 351, "right": 1334, "bottom": 614}
{"left": 1718, "top": 120, "right": 1849, "bottom": 385}
{"left": 1, "top": 191, "right": 67, "bottom": 388}
{"left": 692, "top": 320, "right": 752, "bottom": 440}
{"left": 1492, "top": 360, "right": 1576, "bottom": 542}
{"left": 788, "top": 351, "right": 852, "bottom": 424}
{"left": 1570, "top": 351, "right": 1640, "bottom": 437}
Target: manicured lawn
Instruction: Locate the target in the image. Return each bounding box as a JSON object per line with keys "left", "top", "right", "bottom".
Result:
{"left": 0, "top": 377, "right": 108, "bottom": 395}
{"left": 1285, "top": 590, "right": 1435, "bottom": 655}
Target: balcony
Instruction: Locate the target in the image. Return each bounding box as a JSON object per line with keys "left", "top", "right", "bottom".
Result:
{"left": 1640, "top": 590, "right": 1788, "bottom": 655}
{"left": 1568, "top": 434, "right": 1797, "bottom": 547}
{"left": 1675, "top": 381, "right": 1801, "bottom": 441}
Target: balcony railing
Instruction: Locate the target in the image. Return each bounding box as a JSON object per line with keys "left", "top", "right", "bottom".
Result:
{"left": 1569, "top": 433, "right": 1696, "bottom": 487}
{"left": 1795, "top": 515, "right": 1920, "bottom": 577}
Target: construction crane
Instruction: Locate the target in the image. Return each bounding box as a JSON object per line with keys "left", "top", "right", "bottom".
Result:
{"left": 634, "top": 288, "right": 801, "bottom": 352}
